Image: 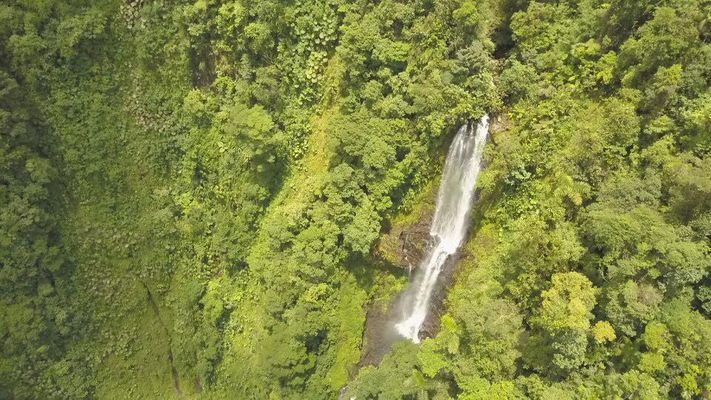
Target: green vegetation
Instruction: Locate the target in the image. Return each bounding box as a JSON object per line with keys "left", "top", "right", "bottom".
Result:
{"left": 1, "top": 0, "right": 710, "bottom": 399}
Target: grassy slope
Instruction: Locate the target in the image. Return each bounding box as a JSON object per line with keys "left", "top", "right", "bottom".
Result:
{"left": 44, "top": 11, "right": 192, "bottom": 398}
{"left": 208, "top": 94, "right": 372, "bottom": 396}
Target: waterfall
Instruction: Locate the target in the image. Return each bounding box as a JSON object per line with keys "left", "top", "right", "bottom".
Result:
{"left": 395, "top": 115, "right": 489, "bottom": 343}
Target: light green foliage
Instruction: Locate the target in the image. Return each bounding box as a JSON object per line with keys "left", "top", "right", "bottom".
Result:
{"left": 592, "top": 321, "right": 616, "bottom": 344}
{"left": 347, "top": 341, "right": 451, "bottom": 399}
{"left": 537, "top": 272, "right": 598, "bottom": 333}
{"left": 408, "top": 0, "right": 711, "bottom": 397}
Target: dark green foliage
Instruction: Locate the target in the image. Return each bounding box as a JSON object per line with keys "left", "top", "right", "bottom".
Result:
{"left": 0, "top": 66, "right": 86, "bottom": 399}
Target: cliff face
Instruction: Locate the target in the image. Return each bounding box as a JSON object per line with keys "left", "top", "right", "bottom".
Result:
{"left": 376, "top": 213, "right": 433, "bottom": 273}
{"left": 375, "top": 179, "right": 438, "bottom": 272}
{"left": 374, "top": 114, "right": 509, "bottom": 274}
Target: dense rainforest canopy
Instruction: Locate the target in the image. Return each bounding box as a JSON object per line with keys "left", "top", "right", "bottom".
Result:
{"left": 1, "top": 0, "right": 710, "bottom": 399}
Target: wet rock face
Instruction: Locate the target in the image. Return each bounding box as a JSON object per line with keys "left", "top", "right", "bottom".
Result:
{"left": 357, "top": 203, "right": 435, "bottom": 367}
{"left": 396, "top": 220, "right": 431, "bottom": 272}
{"left": 376, "top": 209, "right": 433, "bottom": 272}
{"left": 358, "top": 304, "right": 400, "bottom": 368}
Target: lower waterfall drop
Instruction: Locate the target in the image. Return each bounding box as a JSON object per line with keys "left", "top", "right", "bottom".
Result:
{"left": 395, "top": 115, "right": 489, "bottom": 343}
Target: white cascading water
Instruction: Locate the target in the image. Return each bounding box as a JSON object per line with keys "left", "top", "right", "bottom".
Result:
{"left": 395, "top": 115, "right": 489, "bottom": 343}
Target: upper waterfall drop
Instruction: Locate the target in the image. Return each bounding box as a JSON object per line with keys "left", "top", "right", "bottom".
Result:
{"left": 395, "top": 115, "right": 489, "bottom": 343}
